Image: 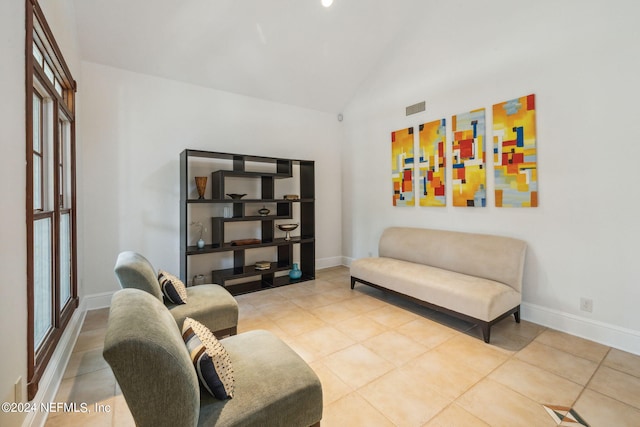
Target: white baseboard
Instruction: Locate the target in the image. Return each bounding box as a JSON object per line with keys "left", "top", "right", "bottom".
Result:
{"left": 522, "top": 302, "right": 640, "bottom": 356}
{"left": 82, "top": 291, "right": 115, "bottom": 310}
{"left": 342, "top": 256, "right": 355, "bottom": 267}
{"left": 315, "top": 256, "right": 345, "bottom": 270}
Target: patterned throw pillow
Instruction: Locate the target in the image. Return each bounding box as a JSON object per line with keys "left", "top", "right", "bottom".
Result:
{"left": 158, "top": 270, "right": 188, "bottom": 304}
{"left": 182, "top": 317, "right": 235, "bottom": 399}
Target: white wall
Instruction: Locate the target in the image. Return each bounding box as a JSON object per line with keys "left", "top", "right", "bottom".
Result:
{"left": 79, "top": 61, "right": 344, "bottom": 296}
{"left": 0, "top": 0, "right": 27, "bottom": 425}
{"left": 342, "top": 0, "right": 640, "bottom": 353}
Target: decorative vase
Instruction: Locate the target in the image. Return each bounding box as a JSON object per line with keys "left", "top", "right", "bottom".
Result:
{"left": 195, "top": 177, "right": 208, "bottom": 199}
{"left": 197, "top": 238, "right": 205, "bottom": 249}
{"left": 193, "top": 274, "right": 205, "bottom": 286}
{"left": 258, "top": 205, "right": 270, "bottom": 216}
{"left": 289, "top": 263, "right": 302, "bottom": 280}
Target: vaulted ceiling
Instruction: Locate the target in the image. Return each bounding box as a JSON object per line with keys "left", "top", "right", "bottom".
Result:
{"left": 73, "top": 0, "right": 428, "bottom": 113}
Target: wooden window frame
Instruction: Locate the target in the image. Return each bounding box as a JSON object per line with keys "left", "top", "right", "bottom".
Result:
{"left": 25, "top": 0, "right": 78, "bottom": 401}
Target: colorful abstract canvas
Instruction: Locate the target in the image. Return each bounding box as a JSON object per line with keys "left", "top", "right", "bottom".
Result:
{"left": 493, "top": 94, "right": 538, "bottom": 207}
{"left": 452, "top": 109, "right": 486, "bottom": 207}
{"left": 418, "top": 119, "right": 446, "bottom": 207}
{"left": 391, "top": 127, "right": 415, "bottom": 206}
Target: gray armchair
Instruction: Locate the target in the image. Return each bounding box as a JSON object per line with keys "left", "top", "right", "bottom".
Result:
{"left": 104, "top": 288, "right": 323, "bottom": 427}
{"left": 114, "top": 251, "right": 238, "bottom": 337}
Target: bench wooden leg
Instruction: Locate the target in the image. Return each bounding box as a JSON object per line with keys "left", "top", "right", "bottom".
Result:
{"left": 481, "top": 323, "right": 491, "bottom": 343}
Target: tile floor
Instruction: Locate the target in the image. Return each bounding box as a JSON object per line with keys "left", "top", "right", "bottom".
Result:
{"left": 45, "top": 267, "right": 640, "bottom": 426}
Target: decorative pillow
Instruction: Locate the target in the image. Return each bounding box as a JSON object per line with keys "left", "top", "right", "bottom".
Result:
{"left": 182, "top": 317, "right": 235, "bottom": 399}
{"left": 158, "top": 270, "right": 188, "bottom": 304}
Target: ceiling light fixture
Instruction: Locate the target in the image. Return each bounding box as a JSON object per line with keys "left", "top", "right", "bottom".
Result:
{"left": 322, "top": 0, "right": 334, "bottom": 7}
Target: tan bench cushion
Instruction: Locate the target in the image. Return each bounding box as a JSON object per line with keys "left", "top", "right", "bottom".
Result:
{"left": 351, "top": 257, "right": 520, "bottom": 322}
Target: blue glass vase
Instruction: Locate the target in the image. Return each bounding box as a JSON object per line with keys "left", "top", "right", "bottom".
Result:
{"left": 289, "top": 263, "right": 302, "bottom": 280}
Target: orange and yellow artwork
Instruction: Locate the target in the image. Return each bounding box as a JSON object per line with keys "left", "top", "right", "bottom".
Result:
{"left": 418, "top": 119, "right": 446, "bottom": 207}
{"left": 493, "top": 94, "right": 538, "bottom": 207}
{"left": 391, "top": 127, "right": 415, "bottom": 206}
{"left": 452, "top": 108, "right": 486, "bottom": 207}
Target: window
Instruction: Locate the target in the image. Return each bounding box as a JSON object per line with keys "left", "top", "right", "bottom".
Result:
{"left": 26, "top": 0, "right": 78, "bottom": 400}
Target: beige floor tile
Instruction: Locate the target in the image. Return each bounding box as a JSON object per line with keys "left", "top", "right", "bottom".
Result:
{"left": 308, "top": 361, "right": 352, "bottom": 405}
{"left": 334, "top": 315, "right": 388, "bottom": 342}
{"left": 111, "top": 393, "right": 136, "bottom": 426}
{"left": 309, "top": 302, "right": 358, "bottom": 324}
{"left": 588, "top": 365, "right": 640, "bottom": 409}
{"left": 236, "top": 290, "right": 287, "bottom": 307}
{"left": 293, "top": 325, "right": 356, "bottom": 357}
{"left": 603, "top": 348, "right": 640, "bottom": 378}
{"left": 55, "top": 368, "right": 116, "bottom": 405}
{"left": 467, "top": 318, "right": 541, "bottom": 353}
{"left": 363, "top": 304, "right": 419, "bottom": 328}
{"left": 55, "top": 266, "right": 640, "bottom": 427}
{"left": 396, "top": 318, "right": 457, "bottom": 349}
{"left": 45, "top": 398, "right": 114, "bottom": 427}
{"left": 81, "top": 308, "right": 110, "bottom": 332}
{"left": 290, "top": 292, "right": 345, "bottom": 310}
{"left": 323, "top": 344, "right": 395, "bottom": 389}
{"left": 488, "top": 359, "right": 583, "bottom": 406}
{"left": 425, "top": 404, "right": 491, "bottom": 427}
{"left": 272, "top": 310, "right": 326, "bottom": 336}
{"left": 72, "top": 328, "right": 107, "bottom": 353}
{"left": 271, "top": 282, "right": 318, "bottom": 299}
{"left": 252, "top": 300, "right": 304, "bottom": 320}
{"left": 237, "top": 315, "right": 288, "bottom": 337}
{"left": 63, "top": 348, "right": 110, "bottom": 379}
{"left": 515, "top": 341, "right": 598, "bottom": 385}
{"left": 535, "top": 329, "right": 609, "bottom": 363}
{"left": 573, "top": 388, "right": 640, "bottom": 427}
{"left": 399, "top": 349, "right": 486, "bottom": 400}
{"left": 322, "top": 286, "right": 361, "bottom": 301}
{"left": 433, "top": 334, "right": 510, "bottom": 376}
{"left": 362, "top": 330, "right": 429, "bottom": 367}
{"left": 322, "top": 392, "right": 394, "bottom": 427}
{"left": 359, "top": 369, "right": 451, "bottom": 426}
{"left": 494, "top": 319, "right": 546, "bottom": 340}
{"left": 457, "top": 379, "right": 556, "bottom": 427}
{"left": 335, "top": 294, "right": 387, "bottom": 314}
{"left": 278, "top": 335, "right": 324, "bottom": 363}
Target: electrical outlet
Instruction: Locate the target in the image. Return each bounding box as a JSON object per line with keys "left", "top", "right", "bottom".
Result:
{"left": 14, "top": 377, "right": 22, "bottom": 403}
{"left": 580, "top": 297, "right": 593, "bottom": 313}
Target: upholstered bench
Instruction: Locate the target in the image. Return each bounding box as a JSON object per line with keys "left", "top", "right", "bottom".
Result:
{"left": 351, "top": 227, "right": 527, "bottom": 343}
{"left": 104, "top": 288, "right": 323, "bottom": 427}
{"left": 114, "top": 251, "right": 238, "bottom": 337}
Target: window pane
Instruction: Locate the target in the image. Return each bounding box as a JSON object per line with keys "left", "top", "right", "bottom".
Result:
{"left": 34, "top": 217, "right": 53, "bottom": 348}
{"left": 54, "top": 79, "right": 62, "bottom": 96}
{"left": 33, "top": 94, "right": 41, "bottom": 151}
{"left": 43, "top": 61, "right": 54, "bottom": 83}
{"left": 32, "top": 43, "right": 44, "bottom": 67}
{"left": 33, "top": 154, "right": 42, "bottom": 210}
{"left": 60, "top": 213, "right": 71, "bottom": 310}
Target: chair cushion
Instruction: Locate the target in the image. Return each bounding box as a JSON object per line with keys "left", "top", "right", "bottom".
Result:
{"left": 183, "top": 317, "right": 235, "bottom": 400}
{"left": 168, "top": 284, "right": 239, "bottom": 334}
{"left": 158, "top": 270, "right": 188, "bottom": 304}
{"left": 197, "top": 330, "right": 323, "bottom": 427}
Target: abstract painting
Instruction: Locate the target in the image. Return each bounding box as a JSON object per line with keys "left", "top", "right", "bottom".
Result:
{"left": 452, "top": 108, "right": 486, "bottom": 207}
{"left": 391, "top": 127, "right": 415, "bottom": 206}
{"left": 493, "top": 94, "right": 538, "bottom": 207}
{"left": 418, "top": 119, "right": 446, "bottom": 207}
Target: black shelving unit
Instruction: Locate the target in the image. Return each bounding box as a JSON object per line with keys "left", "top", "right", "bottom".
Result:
{"left": 180, "top": 149, "right": 315, "bottom": 295}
